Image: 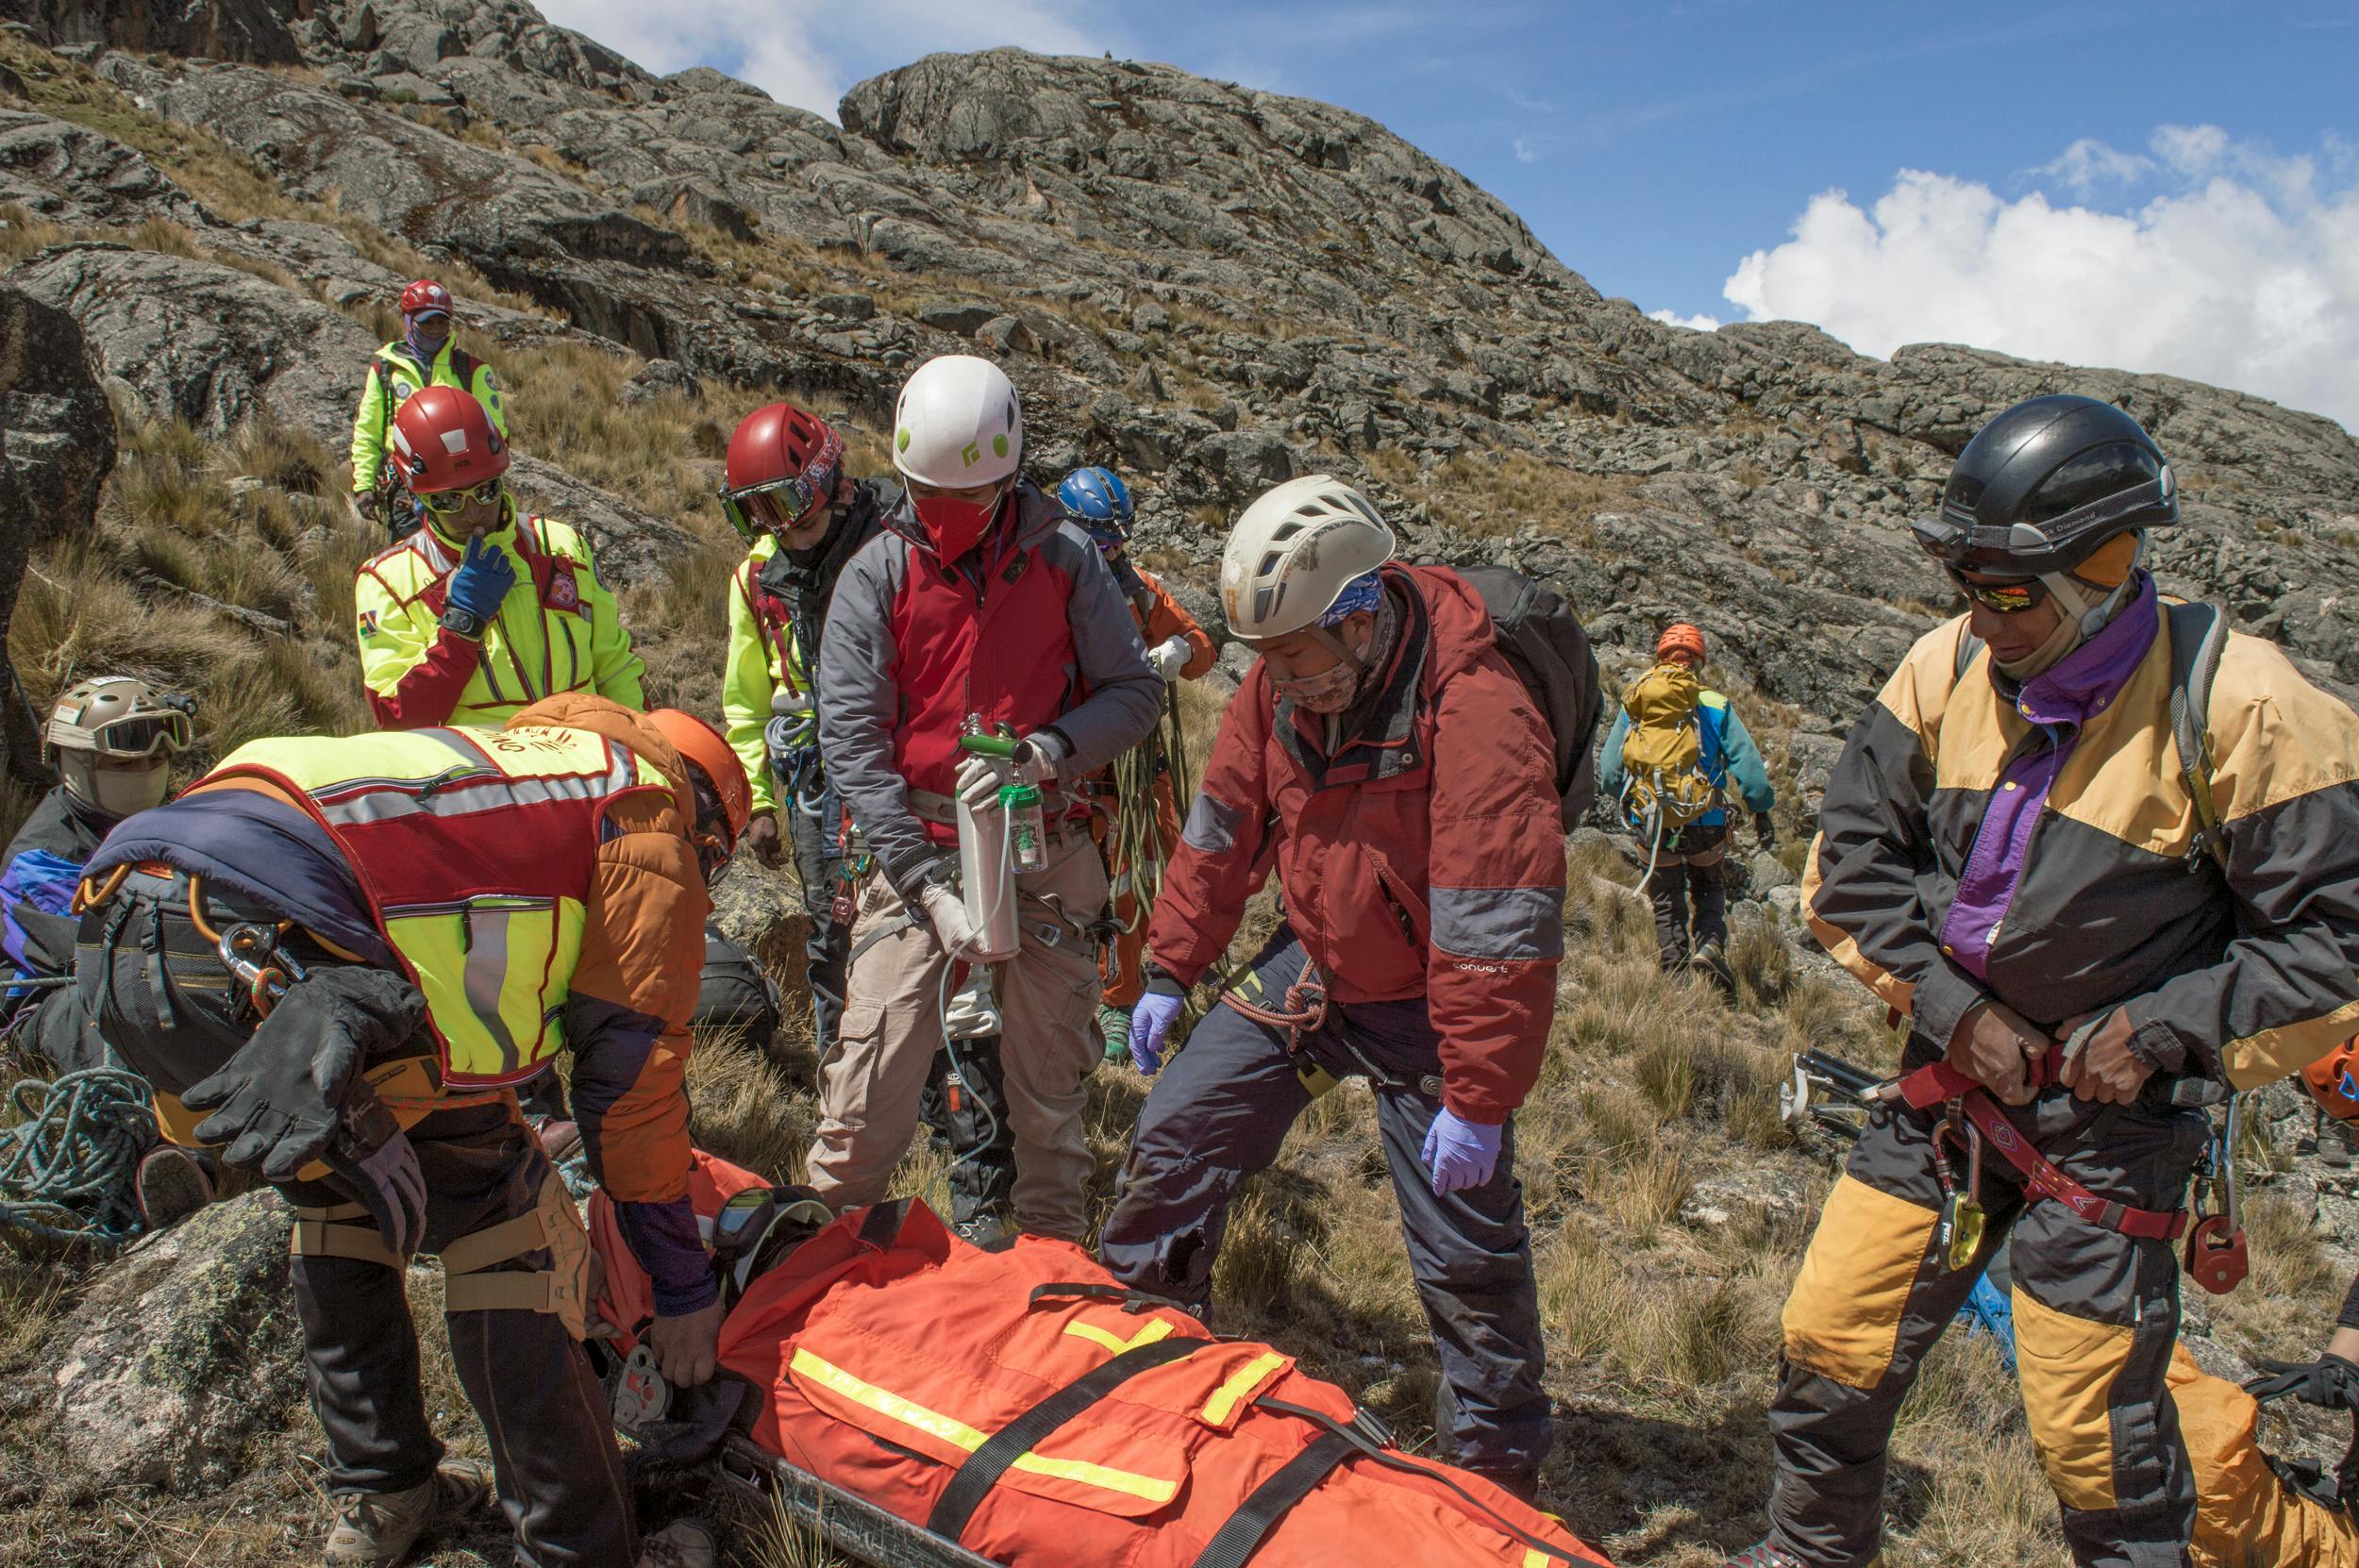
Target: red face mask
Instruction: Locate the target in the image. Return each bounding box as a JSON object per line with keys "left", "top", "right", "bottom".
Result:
{"left": 913, "top": 488, "right": 1004, "bottom": 561}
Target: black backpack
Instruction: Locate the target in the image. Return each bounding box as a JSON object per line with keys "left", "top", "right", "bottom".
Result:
{"left": 1456, "top": 565, "right": 1604, "bottom": 830}
{"left": 693, "top": 926, "right": 782, "bottom": 1043}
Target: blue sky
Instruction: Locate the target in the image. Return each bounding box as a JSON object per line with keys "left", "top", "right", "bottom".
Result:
{"left": 541, "top": 0, "right": 2359, "bottom": 427}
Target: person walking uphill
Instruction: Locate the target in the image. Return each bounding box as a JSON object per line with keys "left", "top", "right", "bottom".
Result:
{"left": 1598, "top": 621, "right": 1775, "bottom": 984}
{"left": 349, "top": 279, "right": 508, "bottom": 540}
{"left": 74, "top": 695, "right": 745, "bottom": 1568}
{"left": 354, "top": 386, "right": 644, "bottom": 730}
{"left": 717, "top": 400, "right": 892, "bottom": 1055}
{"left": 1054, "top": 464, "right": 1217, "bottom": 1060}
{"left": 1730, "top": 395, "right": 2359, "bottom": 1568}
{"left": 1098, "top": 475, "right": 1566, "bottom": 1501}
{"left": 812, "top": 355, "right": 1161, "bottom": 1241}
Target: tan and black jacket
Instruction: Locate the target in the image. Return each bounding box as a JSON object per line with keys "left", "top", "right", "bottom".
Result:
{"left": 1805, "top": 594, "right": 2359, "bottom": 1089}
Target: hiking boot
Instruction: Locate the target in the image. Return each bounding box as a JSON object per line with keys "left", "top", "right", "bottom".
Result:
{"left": 952, "top": 1209, "right": 1013, "bottom": 1250}
{"left": 638, "top": 1518, "right": 717, "bottom": 1568}
{"left": 322, "top": 1460, "right": 494, "bottom": 1568}
{"left": 1464, "top": 1463, "right": 1543, "bottom": 1507}
{"left": 1099, "top": 1005, "right": 1132, "bottom": 1064}
{"left": 1690, "top": 942, "right": 1735, "bottom": 993}
{"left": 134, "top": 1145, "right": 214, "bottom": 1231}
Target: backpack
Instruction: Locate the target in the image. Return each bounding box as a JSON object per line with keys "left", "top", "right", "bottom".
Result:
{"left": 1455, "top": 565, "right": 1603, "bottom": 831}
{"left": 1954, "top": 599, "right": 2230, "bottom": 874}
{"left": 692, "top": 926, "right": 782, "bottom": 1043}
{"left": 1615, "top": 661, "right": 1724, "bottom": 836}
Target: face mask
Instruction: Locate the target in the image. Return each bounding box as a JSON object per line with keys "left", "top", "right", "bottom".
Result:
{"left": 1992, "top": 611, "right": 2084, "bottom": 681}
{"left": 68, "top": 759, "right": 171, "bottom": 821}
{"left": 1271, "top": 661, "right": 1360, "bottom": 713}
{"left": 913, "top": 489, "right": 1003, "bottom": 561}
{"left": 406, "top": 316, "right": 450, "bottom": 361}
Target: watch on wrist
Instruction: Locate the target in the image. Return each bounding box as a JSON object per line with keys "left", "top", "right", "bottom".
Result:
{"left": 440, "top": 606, "right": 487, "bottom": 641}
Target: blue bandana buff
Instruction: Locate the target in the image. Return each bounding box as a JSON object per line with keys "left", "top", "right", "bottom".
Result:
{"left": 405, "top": 313, "right": 450, "bottom": 363}
{"left": 1320, "top": 571, "right": 1383, "bottom": 626}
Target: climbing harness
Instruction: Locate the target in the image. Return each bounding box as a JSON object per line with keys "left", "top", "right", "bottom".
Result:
{"left": 0, "top": 1066, "right": 157, "bottom": 1245}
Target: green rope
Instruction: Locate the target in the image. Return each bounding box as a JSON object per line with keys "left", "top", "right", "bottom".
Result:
{"left": 0, "top": 1066, "right": 158, "bottom": 1246}
{"left": 1107, "top": 683, "right": 1195, "bottom": 945}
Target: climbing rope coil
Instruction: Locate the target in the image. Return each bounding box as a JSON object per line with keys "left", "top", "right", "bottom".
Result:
{"left": 0, "top": 1066, "right": 158, "bottom": 1245}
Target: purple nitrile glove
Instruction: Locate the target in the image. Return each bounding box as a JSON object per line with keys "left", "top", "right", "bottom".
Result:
{"left": 1420, "top": 1106, "right": 1502, "bottom": 1195}
{"left": 1129, "top": 987, "right": 1184, "bottom": 1075}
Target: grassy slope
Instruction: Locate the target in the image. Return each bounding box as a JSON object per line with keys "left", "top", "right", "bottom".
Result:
{"left": 1, "top": 33, "right": 2350, "bottom": 1568}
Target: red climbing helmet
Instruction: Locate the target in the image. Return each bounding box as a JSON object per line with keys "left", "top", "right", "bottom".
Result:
{"left": 399, "top": 278, "right": 455, "bottom": 320}
{"left": 389, "top": 386, "right": 509, "bottom": 495}
{"left": 719, "top": 402, "right": 846, "bottom": 541}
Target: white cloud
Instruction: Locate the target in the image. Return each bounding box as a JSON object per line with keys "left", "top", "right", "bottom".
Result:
{"left": 533, "top": 0, "right": 1103, "bottom": 120}
{"left": 1513, "top": 137, "right": 1537, "bottom": 164}
{"left": 1721, "top": 126, "right": 2359, "bottom": 432}
{"left": 1648, "top": 308, "right": 1722, "bottom": 332}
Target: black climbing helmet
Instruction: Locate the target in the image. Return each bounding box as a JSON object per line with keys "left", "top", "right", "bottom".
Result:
{"left": 1912, "top": 394, "right": 2178, "bottom": 576}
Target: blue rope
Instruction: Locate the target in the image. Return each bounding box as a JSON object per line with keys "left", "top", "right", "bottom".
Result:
{"left": 0, "top": 1067, "right": 158, "bottom": 1246}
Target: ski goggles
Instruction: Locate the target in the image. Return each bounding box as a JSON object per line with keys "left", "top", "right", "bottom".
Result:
{"left": 418, "top": 477, "right": 505, "bottom": 515}
{"left": 1945, "top": 566, "right": 2050, "bottom": 615}
{"left": 67, "top": 709, "right": 192, "bottom": 760}
{"left": 718, "top": 457, "right": 842, "bottom": 542}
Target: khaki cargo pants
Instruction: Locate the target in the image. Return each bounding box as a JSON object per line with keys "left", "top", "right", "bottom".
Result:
{"left": 807, "top": 832, "right": 1107, "bottom": 1241}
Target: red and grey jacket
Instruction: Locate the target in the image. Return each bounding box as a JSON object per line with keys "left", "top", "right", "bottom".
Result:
{"left": 1806, "top": 587, "right": 2359, "bottom": 1089}
{"left": 816, "top": 480, "right": 1163, "bottom": 896}
{"left": 1147, "top": 564, "right": 1567, "bottom": 1124}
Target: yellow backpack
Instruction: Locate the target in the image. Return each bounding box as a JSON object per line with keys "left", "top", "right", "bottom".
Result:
{"left": 1617, "top": 662, "right": 1721, "bottom": 834}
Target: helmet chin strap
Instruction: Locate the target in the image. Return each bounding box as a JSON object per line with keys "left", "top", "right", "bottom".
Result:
{"left": 2037, "top": 532, "right": 2146, "bottom": 639}
{"left": 1304, "top": 624, "right": 1369, "bottom": 678}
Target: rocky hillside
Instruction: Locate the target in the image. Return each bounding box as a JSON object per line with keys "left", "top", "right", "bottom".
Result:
{"left": 8, "top": 4, "right": 2359, "bottom": 1565}
{"left": 8, "top": 0, "right": 2359, "bottom": 735}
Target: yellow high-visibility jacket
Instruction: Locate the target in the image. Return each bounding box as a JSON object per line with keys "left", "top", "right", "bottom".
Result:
{"left": 355, "top": 506, "right": 644, "bottom": 728}
{"left": 722, "top": 535, "right": 813, "bottom": 818}
{"left": 348, "top": 340, "right": 509, "bottom": 496}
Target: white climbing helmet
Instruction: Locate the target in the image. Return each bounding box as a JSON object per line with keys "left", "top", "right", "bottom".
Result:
{"left": 892, "top": 355, "right": 1023, "bottom": 488}
{"left": 1219, "top": 475, "right": 1396, "bottom": 640}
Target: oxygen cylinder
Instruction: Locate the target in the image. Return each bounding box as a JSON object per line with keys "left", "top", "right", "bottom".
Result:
{"left": 956, "top": 725, "right": 1022, "bottom": 961}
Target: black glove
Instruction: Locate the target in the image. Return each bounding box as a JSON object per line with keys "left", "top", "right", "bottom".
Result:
{"left": 325, "top": 1084, "right": 430, "bottom": 1259}
{"left": 1753, "top": 810, "right": 1778, "bottom": 850}
{"left": 2246, "top": 1353, "right": 2359, "bottom": 1410}
{"left": 185, "top": 966, "right": 427, "bottom": 1183}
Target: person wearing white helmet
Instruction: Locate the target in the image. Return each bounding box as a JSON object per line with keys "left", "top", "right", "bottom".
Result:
{"left": 2, "top": 676, "right": 191, "bottom": 1071}
{"left": 1098, "top": 475, "right": 1566, "bottom": 1501}
{"left": 812, "top": 355, "right": 1161, "bottom": 1243}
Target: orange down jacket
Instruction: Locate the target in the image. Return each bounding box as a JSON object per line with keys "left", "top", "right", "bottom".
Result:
{"left": 591, "top": 1153, "right": 1610, "bottom": 1568}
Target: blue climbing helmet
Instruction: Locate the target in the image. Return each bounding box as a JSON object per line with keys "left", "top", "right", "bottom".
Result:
{"left": 1057, "top": 466, "right": 1133, "bottom": 550}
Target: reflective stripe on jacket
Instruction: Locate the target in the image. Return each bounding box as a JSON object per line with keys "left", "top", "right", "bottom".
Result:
{"left": 207, "top": 724, "right": 671, "bottom": 1085}
{"left": 1804, "top": 590, "right": 2359, "bottom": 1087}
{"left": 354, "top": 508, "right": 644, "bottom": 728}
{"left": 1147, "top": 564, "right": 1566, "bottom": 1124}
{"left": 347, "top": 340, "right": 507, "bottom": 495}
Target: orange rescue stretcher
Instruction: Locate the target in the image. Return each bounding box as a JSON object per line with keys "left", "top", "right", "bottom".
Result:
{"left": 587, "top": 1153, "right": 1613, "bottom": 1568}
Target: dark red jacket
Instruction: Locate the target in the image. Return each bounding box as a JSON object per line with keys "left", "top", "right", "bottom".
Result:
{"left": 1150, "top": 564, "right": 1565, "bottom": 1123}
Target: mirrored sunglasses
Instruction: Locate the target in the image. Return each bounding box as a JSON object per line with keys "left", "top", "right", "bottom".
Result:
{"left": 420, "top": 477, "right": 504, "bottom": 515}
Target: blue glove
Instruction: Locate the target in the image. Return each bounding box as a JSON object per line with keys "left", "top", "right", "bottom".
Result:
{"left": 443, "top": 533, "right": 516, "bottom": 625}
{"left": 1420, "top": 1107, "right": 1502, "bottom": 1195}
{"left": 1129, "top": 987, "right": 1185, "bottom": 1075}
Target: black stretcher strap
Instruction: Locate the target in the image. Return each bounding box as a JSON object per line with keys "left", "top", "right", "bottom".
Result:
{"left": 927, "top": 1335, "right": 1209, "bottom": 1543}
{"left": 1189, "top": 1430, "right": 1355, "bottom": 1568}
{"left": 1253, "top": 1398, "right": 1589, "bottom": 1564}
{"left": 1029, "top": 1281, "right": 1189, "bottom": 1315}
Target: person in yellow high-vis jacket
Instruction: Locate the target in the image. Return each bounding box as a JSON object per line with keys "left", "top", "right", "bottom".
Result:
{"left": 349, "top": 279, "right": 509, "bottom": 539}
{"left": 354, "top": 386, "right": 642, "bottom": 729}
{"left": 716, "top": 401, "right": 892, "bottom": 1055}
{"left": 74, "top": 695, "right": 749, "bottom": 1568}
